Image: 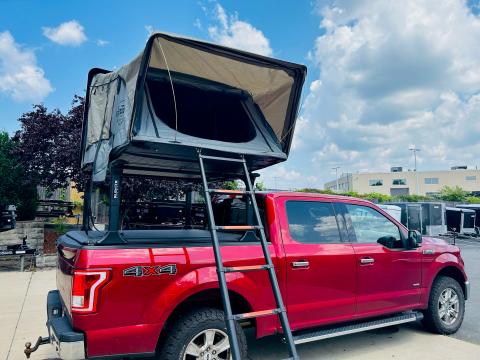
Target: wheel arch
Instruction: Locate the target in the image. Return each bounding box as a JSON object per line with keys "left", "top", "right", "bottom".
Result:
{"left": 433, "top": 266, "right": 467, "bottom": 298}
{"left": 155, "top": 288, "right": 254, "bottom": 352}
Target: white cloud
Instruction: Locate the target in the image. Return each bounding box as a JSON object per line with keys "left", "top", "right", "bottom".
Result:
{"left": 96, "top": 39, "right": 109, "bottom": 47}
{"left": 145, "top": 25, "right": 155, "bottom": 37}
{"left": 286, "top": 0, "right": 480, "bottom": 189}
{"left": 0, "top": 31, "right": 53, "bottom": 102}
{"left": 193, "top": 18, "right": 203, "bottom": 30}
{"left": 43, "top": 20, "right": 87, "bottom": 46}
{"left": 207, "top": 3, "right": 273, "bottom": 56}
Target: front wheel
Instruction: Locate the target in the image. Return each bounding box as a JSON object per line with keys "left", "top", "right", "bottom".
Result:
{"left": 422, "top": 276, "right": 465, "bottom": 334}
{"left": 159, "top": 307, "right": 248, "bottom": 360}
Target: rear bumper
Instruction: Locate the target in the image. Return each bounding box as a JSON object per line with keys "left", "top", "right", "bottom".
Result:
{"left": 46, "top": 290, "right": 85, "bottom": 360}
{"left": 465, "top": 281, "right": 470, "bottom": 300}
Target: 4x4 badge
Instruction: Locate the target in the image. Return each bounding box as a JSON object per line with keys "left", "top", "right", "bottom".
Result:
{"left": 123, "top": 264, "right": 177, "bottom": 277}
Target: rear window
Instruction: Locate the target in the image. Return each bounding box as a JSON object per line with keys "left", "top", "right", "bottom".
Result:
{"left": 212, "top": 194, "right": 266, "bottom": 227}
{"left": 285, "top": 201, "right": 342, "bottom": 244}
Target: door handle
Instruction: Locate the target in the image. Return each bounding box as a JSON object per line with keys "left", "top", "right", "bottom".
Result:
{"left": 291, "top": 260, "right": 309, "bottom": 268}
{"left": 360, "top": 257, "right": 375, "bottom": 265}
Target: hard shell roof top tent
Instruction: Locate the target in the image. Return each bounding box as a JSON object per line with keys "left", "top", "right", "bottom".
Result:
{"left": 81, "top": 32, "right": 307, "bottom": 182}
{"left": 80, "top": 32, "right": 307, "bottom": 236}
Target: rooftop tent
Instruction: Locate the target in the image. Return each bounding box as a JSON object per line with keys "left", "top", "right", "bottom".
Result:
{"left": 81, "top": 33, "right": 307, "bottom": 181}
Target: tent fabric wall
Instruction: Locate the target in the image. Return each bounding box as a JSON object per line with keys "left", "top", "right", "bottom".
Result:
{"left": 148, "top": 36, "right": 295, "bottom": 141}
{"left": 81, "top": 32, "right": 306, "bottom": 182}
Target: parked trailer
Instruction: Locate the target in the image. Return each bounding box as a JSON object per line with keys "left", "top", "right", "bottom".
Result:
{"left": 383, "top": 202, "right": 423, "bottom": 233}
{"left": 456, "top": 204, "right": 480, "bottom": 234}
{"left": 418, "top": 202, "right": 447, "bottom": 236}
{"left": 445, "top": 207, "right": 476, "bottom": 234}
{"left": 378, "top": 204, "right": 401, "bottom": 222}
{"left": 383, "top": 202, "right": 447, "bottom": 236}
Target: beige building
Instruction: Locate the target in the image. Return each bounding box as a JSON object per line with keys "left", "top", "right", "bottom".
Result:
{"left": 324, "top": 167, "right": 480, "bottom": 196}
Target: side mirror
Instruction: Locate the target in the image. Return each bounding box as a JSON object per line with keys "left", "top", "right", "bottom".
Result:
{"left": 408, "top": 230, "right": 422, "bottom": 248}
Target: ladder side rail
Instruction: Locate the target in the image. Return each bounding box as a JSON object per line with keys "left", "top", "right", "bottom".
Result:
{"left": 241, "top": 159, "right": 299, "bottom": 360}
{"left": 198, "top": 153, "right": 243, "bottom": 360}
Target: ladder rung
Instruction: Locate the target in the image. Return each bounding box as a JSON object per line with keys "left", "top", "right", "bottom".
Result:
{"left": 232, "top": 308, "right": 282, "bottom": 320}
{"left": 199, "top": 154, "right": 245, "bottom": 163}
{"left": 215, "top": 225, "right": 263, "bottom": 231}
{"left": 208, "top": 189, "right": 251, "bottom": 195}
{"left": 223, "top": 264, "right": 273, "bottom": 273}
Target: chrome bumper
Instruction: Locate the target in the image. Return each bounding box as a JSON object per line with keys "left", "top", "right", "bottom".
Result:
{"left": 48, "top": 323, "right": 85, "bottom": 360}
{"left": 465, "top": 281, "right": 470, "bottom": 300}
{"left": 46, "top": 290, "right": 85, "bottom": 360}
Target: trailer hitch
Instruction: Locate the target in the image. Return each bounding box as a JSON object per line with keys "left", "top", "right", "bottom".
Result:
{"left": 24, "top": 336, "right": 50, "bottom": 358}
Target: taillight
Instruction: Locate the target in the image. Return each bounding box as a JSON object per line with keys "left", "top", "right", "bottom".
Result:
{"left": 71, "top": 270, "right": 110, "bottom": 313}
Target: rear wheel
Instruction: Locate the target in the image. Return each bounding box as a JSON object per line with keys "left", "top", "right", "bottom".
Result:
{"left": 159, "top": 307, "right": 247, "bottom": 360}
{"left": 422, "top": 276, "right": 465, "bottom": 334}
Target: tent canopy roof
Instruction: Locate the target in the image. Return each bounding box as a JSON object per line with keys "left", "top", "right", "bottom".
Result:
{"left": 81, "top": 32, "right": 306, "bottom": 180}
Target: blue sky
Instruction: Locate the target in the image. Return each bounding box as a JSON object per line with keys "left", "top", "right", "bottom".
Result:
{"left": 0, "top": 0, "right": 318, "bottom": 133}
{"left": 1, "top": 0, "right": 480, "bottom": 189}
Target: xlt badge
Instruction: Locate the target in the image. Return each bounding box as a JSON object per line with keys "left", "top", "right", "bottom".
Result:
{"left": 123, "top": 264, "right": 177, "bottom": 277}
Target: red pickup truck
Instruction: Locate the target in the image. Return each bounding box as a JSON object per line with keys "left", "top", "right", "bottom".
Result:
{"left": 33, "top": 192, "right": 468, "bottom": 359}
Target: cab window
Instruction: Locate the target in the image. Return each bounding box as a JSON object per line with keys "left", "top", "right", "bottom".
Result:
{"left": 345, "top": 204, "right": 403, "bottom": 248}
{"left": 286, "top": 201, "right": 343, "bottom": 244}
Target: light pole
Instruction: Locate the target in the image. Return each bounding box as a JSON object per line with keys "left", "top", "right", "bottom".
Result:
{"left": 332, "top": 166, "right": 340, "bottom": 192}
{"left": 409, "top": 146, "right": 421, "bottom": 195}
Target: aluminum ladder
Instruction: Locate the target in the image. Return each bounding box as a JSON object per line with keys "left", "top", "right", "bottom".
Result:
{"left": 198, "top": 151, "right": 299, "bottom": 360}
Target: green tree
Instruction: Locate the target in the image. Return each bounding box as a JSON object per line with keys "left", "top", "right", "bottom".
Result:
{"left": 439, "top": 186, "right": 467, "bottom": 202}
{"left": 0, "top": 131, "right": 37, "bottom": 220}
{"left": 392, "top": 194, "right": 432, "bottom": 202}
{"left": 297, "top": 188, "right": 335, "bottom": 194}
{"left": 223, "top": 180, "right": 239, "bottom": 190}
{"left": 255, "top": 181, "right": 266, "bottom": 191}
{"left": 0, "top": 132, "right": 21, "bottom": 205}
{"left": 361, "top": 192, "right": 392, "bottom": 203}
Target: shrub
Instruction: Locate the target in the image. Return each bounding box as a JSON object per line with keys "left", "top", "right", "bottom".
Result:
{"left": 439, "top": 186, "right": 467, "bottom": 202}
{"left": 466, "top": 196, "right": 480, "bottom": 204}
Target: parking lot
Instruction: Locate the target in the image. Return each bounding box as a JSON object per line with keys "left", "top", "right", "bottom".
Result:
{"left": 1, "top": 237, "right": 479, "bottom": 360}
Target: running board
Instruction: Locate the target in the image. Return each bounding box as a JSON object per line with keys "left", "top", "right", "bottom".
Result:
{"left": 294, "top": 312, "right": 423, "bottom": 345}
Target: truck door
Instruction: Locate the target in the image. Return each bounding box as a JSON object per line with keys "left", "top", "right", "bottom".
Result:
{"left": 344, "top": 203, "right": 422, "bottom": 317}
{"left": 279, "top": 198, "right": 357, "bottom": 331}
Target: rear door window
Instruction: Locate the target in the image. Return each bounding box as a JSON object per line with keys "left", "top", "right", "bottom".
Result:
{"left": 285, "top": 201, "right": 343, "bottom": 243}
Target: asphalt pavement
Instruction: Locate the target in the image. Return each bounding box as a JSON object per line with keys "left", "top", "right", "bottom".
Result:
{"left": 450, "top": 237, "right": 480, "bottom": 344}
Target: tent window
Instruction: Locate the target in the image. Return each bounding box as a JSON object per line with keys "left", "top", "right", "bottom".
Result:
{"left": 146, "top": 70, "right": 258, "bottom": 143}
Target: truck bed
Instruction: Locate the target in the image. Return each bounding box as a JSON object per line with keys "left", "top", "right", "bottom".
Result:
{"left": 61, "top": 229, "right": 260, "bottom": 247}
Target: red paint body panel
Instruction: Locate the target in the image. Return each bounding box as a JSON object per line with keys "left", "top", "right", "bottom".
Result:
{"left": 351, "top": 243, "right": 422, "bottom": 316}
{"left": 54, "top": 192, "right": 468, "bottom": 358}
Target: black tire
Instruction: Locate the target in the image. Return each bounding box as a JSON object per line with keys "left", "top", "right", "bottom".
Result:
{"left": 422, "top": 276, "right": 465, "bottom": 334}
{"left": 158, "top": 307, "right": 248, "bottom": 360}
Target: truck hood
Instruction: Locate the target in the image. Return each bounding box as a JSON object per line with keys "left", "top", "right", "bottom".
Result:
{"left": 421, "top": 236, "right": 460, "bottom": 253}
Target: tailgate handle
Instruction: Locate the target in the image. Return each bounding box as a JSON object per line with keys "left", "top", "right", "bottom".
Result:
{"left": 292, "top": 260, "right": 309, "bottom": 268}
{"left": 360, "top": 257, "right": 375, "bottom": 265}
